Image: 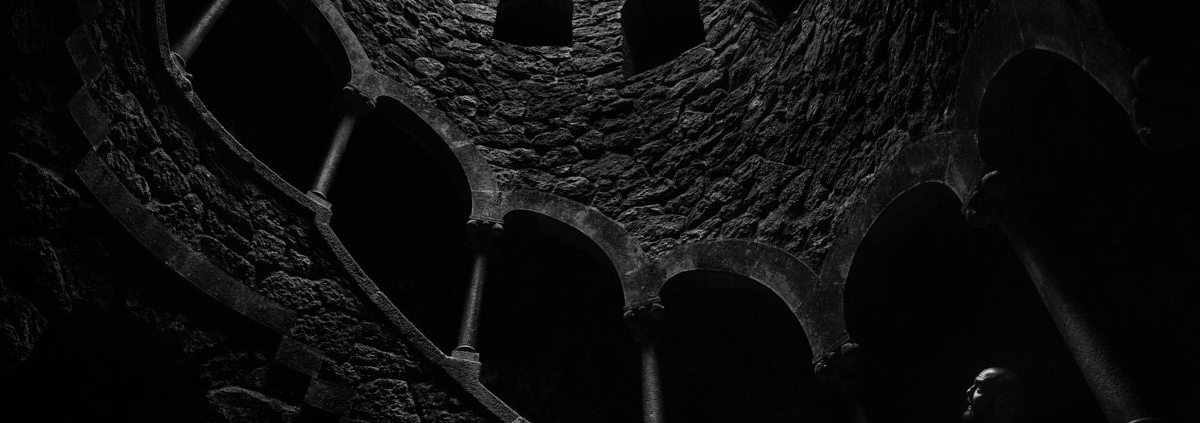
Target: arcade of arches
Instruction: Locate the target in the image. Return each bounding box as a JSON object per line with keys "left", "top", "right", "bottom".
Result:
{"left": 3, "top": 1, "right": 1200, "bottom": 423}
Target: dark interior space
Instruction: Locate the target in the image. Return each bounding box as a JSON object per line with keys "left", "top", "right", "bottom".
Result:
{"left": 327, "top": 105, "right": 472, "bottom": 352}
{"left": 1095, "top": 1, "right": 1200, "bottom": 62}
{"left": 0, "top": 307, "right": 213, "bottom": 422}
{"left": 168, "top": 0, "right": 340, "bottom": 191}
{"left": 980, "top": 50, "right": 1200, "bottom": 418}
{"left": 844, "top": 184, "right": 1102, "bottom": 423}
{"left": 477, "top": 213, "right": 641, "bottom": 423}
{"left": 658, "top": 270, "right": 836, "bottom": 423}
{"left": 493, "top": 0, "right": 574, "bottom": 47}
{"left": 620, "top": 0, "right": 705, "bottom": 74}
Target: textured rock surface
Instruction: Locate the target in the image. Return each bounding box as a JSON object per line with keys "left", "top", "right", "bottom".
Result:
{"left": 339, "top": 0, "right": 989, "bottom": 265}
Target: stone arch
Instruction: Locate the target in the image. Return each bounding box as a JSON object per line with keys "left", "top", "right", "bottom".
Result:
{"left": 639, "top": 239, "right": 831, "bottom": 354}
{"left": 953, "top": 0, "right": 1130, "bottom": 134}
{"left": 472, "top": 189, "right": 647, "bottom": 288}
{"left": 650, "top": 241, "right": 839, "bottom": 423}
{"left": 840, "top": 181, "right": 1099, "bottom": 423}
{"left": 816, "top": 132, "right": 957, "bottom": 356}
{"left": 472, "top": 196, "right": 643, "bottom": 423}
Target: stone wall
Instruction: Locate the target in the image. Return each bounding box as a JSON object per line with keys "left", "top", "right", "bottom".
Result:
{"left": 338, "top": 0, "right": 989, "bottom": 266}
{"left": 2, "top": 1, "right": 498, "bottom": 421}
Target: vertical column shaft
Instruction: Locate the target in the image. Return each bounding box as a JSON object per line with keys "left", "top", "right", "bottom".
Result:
{"left": 171, "top": 0, "right": 235, "bottom": 64}
{"left": 1000, "top": 218, "right": 1151, "bottom": 423}
{"left": 640, "top": 339, "right": 664, "bottom": 423}
{"left": 307, "top": 86, "right": 375, "bottom": 206}
{"left": 308, "top": 112, "right": 357, "bottom": 201}
{"left": 625, "top": 302, "right": 666, "bottom": 423}
{"left": 453, "top": 220, "right": 502, "bottom": 361}
{"left": 966, "top": 170, "right": 1155, "bottom": 423}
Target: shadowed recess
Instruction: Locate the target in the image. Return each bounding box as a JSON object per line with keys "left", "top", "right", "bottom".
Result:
{"left": 328, "top": 108, "right": 471, "bottom": 352}
{"left": 478, "top": 217, "right": 641, "bottom": 423}
{"left": 843, "top": 183, "right": 1101, "bottom": 423}
{"left": 493, "top": 0, "right": 573, "bottom": 47}
{"left": 979, "top": 50, "right": 1200, "bottom": 418}
{"left": 620, "top": 0, "right": 705, "bottom": 74}
{"left": 172, "top": 0, "right": 340, "bottom": 190}
{"left": 658, "top": 270, "right": 840, "bottom": 423}
{"left": 0, "top": 307, "right": 213, "bottom": 422}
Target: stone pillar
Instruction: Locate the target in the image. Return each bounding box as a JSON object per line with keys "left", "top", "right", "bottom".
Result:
{"left": 307, "top": 86, "right": 375, "bottom": 207}
{"left": 624, "top": 302, "right": 666, "bottom": 423}
{"left": 964, "top": 170, "right": 1157, "bottom": 423}
{"left": 813, "top": 341, "right": 871, "bottom": 423}
{"left": 170, "top": 0, "right": 235, "bottom": 71}
{"left": 451, "top": 219, "right": 503, "bottom": 362}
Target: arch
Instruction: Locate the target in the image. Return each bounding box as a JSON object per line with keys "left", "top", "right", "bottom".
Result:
{"left": 620, "top": 0, "right": 705, "bottom": 74}
{"left": 953, "top": 0, "right": 1130, "bottom": 134}
{"left": 472, "top": 189, "right": 648, "bottom": 289}
{"left": 816, "top": 132, "right": 958, "bottom": 356}
{"left": 654, "top": 261, "right": 838, "bottom": 423}
{"left": 841, "top": 181, "right": 1101, "bottom": 423}
{"left": 641, "top": 239, "right": 832, "bottom": 355}
{"left": 479, "top": 207, "right": 642, "bottom": 423}
{"left": 360, "top": 71, "right": 500, "bottom": 205}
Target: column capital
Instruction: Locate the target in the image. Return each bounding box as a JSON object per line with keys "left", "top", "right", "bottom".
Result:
{"left": 813, "top": 341, "right": 866, "bottom": 384}
{"left": 623, "top": 302, "right": 665, "bottom": 342}
{"left": 963, "top": 170, "right": 1015, "bottom": 228}
{"left": 336, "top": 85, "right": 376, "bottom": 115}
{"left": 1132, "top": 53, "right": 1200, "bottom": 153}
{"left": 464, "top": 219, "right": 503, "bottom": 252}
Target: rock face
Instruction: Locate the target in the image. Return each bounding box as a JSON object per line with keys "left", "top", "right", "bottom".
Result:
{"left": 342, "top": 0, "right": 987, "bottom": 264}
{"left": 1, "top": 0, "right": 992, "bottom": 421}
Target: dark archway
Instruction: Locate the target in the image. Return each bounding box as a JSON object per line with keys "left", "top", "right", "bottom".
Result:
{"left": 493, "top": 0, "right": 573, "bottom": 46}
{"left": 620, "top": 0, "right": 705, "bottom": 74}
{"left": 477, "top": 210, "right": 641, "bottom": 423}
{"left": 979, "top": 50, "right": 1200, "bottom": 419}
{"left": 170, "top": 0, "right": 340, "bottom": 190}
{"left": 0, "top": 307, "right": 213, "bottom": 422}
{"left": 658, "top": 270, "right": 837, "bottom": 423}
{"left": 328, "top": 100, "right": 473, "bottom": 352}
{"left": 844, "top": 183, "right": 1100, "bottom": 423}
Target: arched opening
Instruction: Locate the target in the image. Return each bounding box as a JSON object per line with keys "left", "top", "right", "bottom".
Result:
{"left": 844, "top": 183, "right": 1101, "bottom": 423}
{"left": 477, "top": 211, "right": 641, "bottom": 423}
{"left": 620, "top": 0, "right": 705, "bottom": 75}
{"left": 979, "top": 50, "right": 1200, "bottom": 418}
{"left": 0, "top": 307, "right": 212, "bottom": 422}
{"left": 493, "top": 0, "right": 573, "bottom": 47}
{"left": 168, "top": 0, "right": 340, "bottom": 189}
{"left": 658, "top": 270, "right": 836, "bottom": 423}
{"left": 328, "top": 99, "right": 473, "bottom": 352}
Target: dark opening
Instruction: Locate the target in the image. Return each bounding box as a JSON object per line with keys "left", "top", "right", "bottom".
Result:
{"left": 493, "top": 0, "right": 573, "bottom": 47}
{"left": 843, "top": 184, "right": 1102, "bottom": 423}
{"left": 1, "top": 307, "right": 212, "bottom": 422}
{"left": 328, "top": 102, "right": 472, "bottom": 352}
{"left": 979, "top": 51, "right": 1200, "bottom": 418}
{"left": 620, "top": 0, "right": 705, "bottom": 74}
{"left": 659, "top": 271, "right": 839, "bottom": 423}
{"left": 1095, "top": 1, "right": 1200, "bottom": 62}
{"left": 174, "top": 0, "right": 340, "bottom": 190}
{"left": 478, "top": 213, "right": 641, "bottom": 423}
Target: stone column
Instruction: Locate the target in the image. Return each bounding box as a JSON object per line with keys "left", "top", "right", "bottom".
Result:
{"left": 964, "top": 170, "right": 1157, "bottom": 423}
{"left": 813, "top": 341, "right": 871, "bottom": 423}
{"left": 307, "top": 86, "right": 375, "bottom": 207}
{"left": 170, "top": 0, "right": 235, "bottom": 72}
{"left": 451, "top": 219, "right": 503, "bottom": 362}
{"left": 624, "top": 302, "right": 666, "bottom": 423}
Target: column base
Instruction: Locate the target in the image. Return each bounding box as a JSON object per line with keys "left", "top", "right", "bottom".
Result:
{"left": 451, "top": 347, "right": 480, "bottom": 362}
